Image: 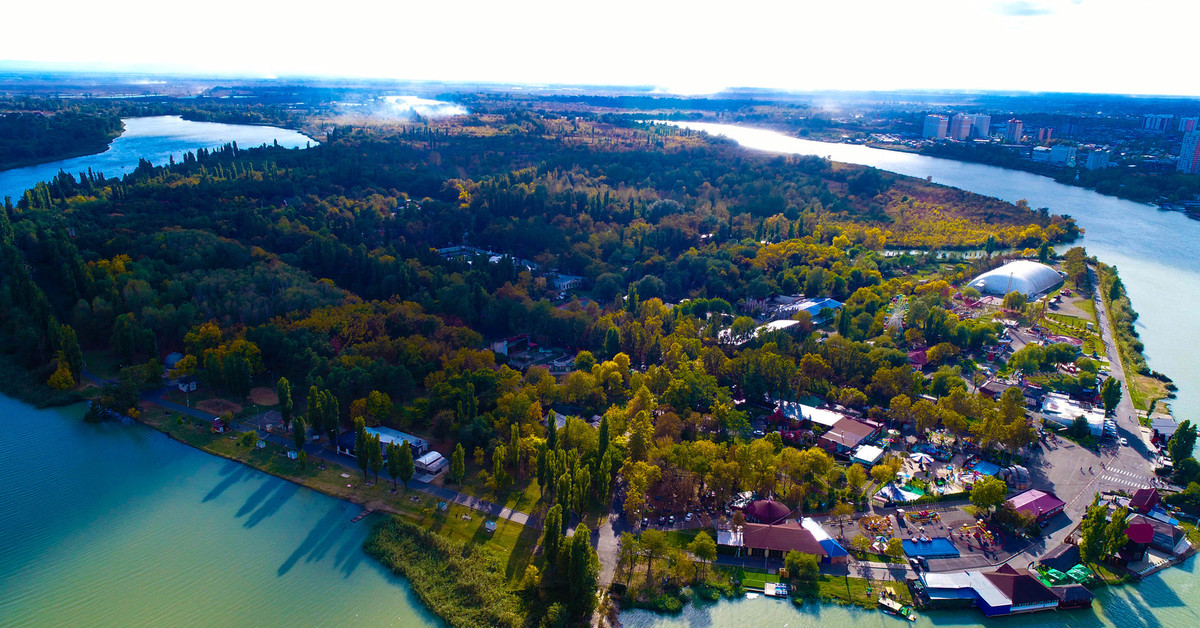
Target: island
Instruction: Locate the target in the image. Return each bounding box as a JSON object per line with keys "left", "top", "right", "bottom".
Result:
{"left": 1, "top": 84, "right": 1196, "bottom": 628}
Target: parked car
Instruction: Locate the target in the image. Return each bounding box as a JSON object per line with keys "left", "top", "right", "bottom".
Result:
{"left": 1118, "top": 437, "right": 1129, "bottom": 446}
{"left": 685, "top": 512, "right": 693, "bottom": 522}
{"left": 668, "top": 515, "right": 675, "bottom": 525}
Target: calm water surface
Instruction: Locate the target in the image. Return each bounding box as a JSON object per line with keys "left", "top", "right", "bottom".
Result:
{"left": 0, "top": 117, "right": 437, "bottom": 627}
{"left": 0, "top": 394, "right": 439, "bottom": 627}
{"left": 0, "top": 115, "right": 314, "bottom": 202}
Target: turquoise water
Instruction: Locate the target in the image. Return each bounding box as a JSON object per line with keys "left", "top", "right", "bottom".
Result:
{"left": 622, "top": 564, "right": 1200, "bottom": 627}
{"left": 0, "top": 115, "right": 314, "bottom": 202}
{"left": 0, "top": 394, "right": 439, "bottom": 627}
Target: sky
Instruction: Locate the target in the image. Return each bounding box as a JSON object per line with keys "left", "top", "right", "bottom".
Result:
{"left": 3, "top": 0, "right": 1198, "bottom": 96}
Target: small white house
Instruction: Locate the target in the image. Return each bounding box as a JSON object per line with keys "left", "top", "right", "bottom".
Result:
{"left": 416, "top": 450, "right": 449, "bottom": 475}
{"left": 177, "top": 376, "right": 198, "bottom": 393}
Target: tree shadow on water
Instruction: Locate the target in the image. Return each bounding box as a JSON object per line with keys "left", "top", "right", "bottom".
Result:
{"left": 334, "top": 531, "right": 367, "bottom": 578}
{"left": 202, "top": 462, "right": 251, "bottom": 503}
{"left": 277, "top": 505, "right": 353, "bottom": 576}
{"left": 235, "top": 480, "right": 277, "bottom": 519}
{"left": 243, "top": 482, "right": 299, "bottom": 528}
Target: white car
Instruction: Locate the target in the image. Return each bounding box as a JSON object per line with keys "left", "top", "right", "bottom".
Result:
{"left": 1118, "top": 437, "right": 1128, "bottom": 446}
{"left": 685, "top": 512, "right": 694, "bottom": 522}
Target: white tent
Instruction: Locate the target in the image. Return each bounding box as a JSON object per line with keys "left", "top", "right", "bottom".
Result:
{"left": 967, "top": 260, "right": 1064, "bottom": 298}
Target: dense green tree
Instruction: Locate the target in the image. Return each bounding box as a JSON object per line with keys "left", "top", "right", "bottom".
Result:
{"left": 278, "top": 377, "right": 293, "bottom": 424}
{"left": 542, "top": 504, "right": 564, "bottom": 569}
{"left": 396, "top": 441, "right": 415, "bottom": 488}
{"left": 368, "top": 434, "right": 383, "bottom": 483}
{"left": 567, "top": 524, "right": 599, "bottom": 618}
{"left": 688, "top": 531, "right": 717, "bottom": 582}
{"left": 1100, "top": 378, "right": 1121, "bottom": 415}
{"left": 1078, "top": 496, "right": 1109, "bottom": 566}
{"left": 450, "top": 442, "right": 466, "bottom": 484}
{"left": 784, "top": 550, "right": 819, "bottom": 583}
{"left": 1169, "top": 420, "right": 1197, "bottom": 463}
{"left": 385, "top": 442, "right": 399, "bottom": 489}
{"left": 970, "top": 476, "right": 1008, "bottom": 514}
{"left": 291, "top": 415, "right": 306, "bottom": 453}
{"left": 354, "top": 417, "right": 370, "bottom": 481}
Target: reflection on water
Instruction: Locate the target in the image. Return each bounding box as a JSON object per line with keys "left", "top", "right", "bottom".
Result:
{"left": 0, "top": 115, "right": 314, "bottom": 202}
{"left": 0, "top": 395, "right": 438, "bottom": 627}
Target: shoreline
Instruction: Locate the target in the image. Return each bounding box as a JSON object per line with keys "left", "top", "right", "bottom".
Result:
{"left": 0, "top": 142, "right": 116, "bottom": 173}
{"left": 777, "top": 128, "right": 1184, "bottom": 208}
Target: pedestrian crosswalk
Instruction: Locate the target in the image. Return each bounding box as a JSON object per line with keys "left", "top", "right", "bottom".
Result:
{"left": 1099, "top": 468, "right": 1149, "bottom": 488}
{"left": 1106, "top": 467, "right": 1143, "bottom": 479}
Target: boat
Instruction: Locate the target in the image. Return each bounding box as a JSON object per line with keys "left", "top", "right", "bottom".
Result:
{"left": 763, "top": 582, "right": 790, "bottom": 598}
{"left": 878, "top": 595, "right": 917, "bottom": 621}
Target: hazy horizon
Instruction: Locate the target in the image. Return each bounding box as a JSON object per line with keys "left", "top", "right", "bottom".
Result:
{"left": 4, "top": 0, "right": 1199, "bottom": 97}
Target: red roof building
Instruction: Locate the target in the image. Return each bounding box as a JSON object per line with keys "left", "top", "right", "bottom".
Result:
{"left": 908, "top": 348, "right": 929, "bottom": 368}
{"left": 739, "top": 521, "right": 828, "bottom": 559}
{"left": 1125, "top": 521, "right": 1154, "bottom": 545}
{"left": 1007, "top": 489, "right": 1066, "bottom": 521}
{"left": 744, "top": 499, "right": 792, "bottom": 525}
{"left": 1129, "top": 488, "right": 1160, "bottom": 514}
{"left": 818, "top": 417, "right": 882, "bottom": 454}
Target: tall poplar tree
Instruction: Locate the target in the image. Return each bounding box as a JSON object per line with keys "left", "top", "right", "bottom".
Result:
{"left": 450, "top": 443, "right": 466, "bottom": 484}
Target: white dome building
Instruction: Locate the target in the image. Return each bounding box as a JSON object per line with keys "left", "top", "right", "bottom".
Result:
{"left": 967, "top": 260, "right": 1064, "bottom": 298}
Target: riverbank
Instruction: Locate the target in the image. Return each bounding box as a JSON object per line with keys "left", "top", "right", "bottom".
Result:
{"left": 1095, "top": 261, "right": 1173, "bottom": 414}
{"left": 365, "top": 518, "right": 525, "bottom": 628}
{"left": 858, "top": 139, "right": 1199, "bottom": 208}
{"left": 130, "top": 403, "right": 543, "bottom": 625}
{"left": 0, "top": 354, "right": 81, "bottom": 408}
{"left": 0, "top": 141, "right": 117, "bottom": 173}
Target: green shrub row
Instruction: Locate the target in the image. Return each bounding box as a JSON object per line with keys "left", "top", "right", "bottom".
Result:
{"left": 364, "top": 517, "right": 524, "bottom": 628}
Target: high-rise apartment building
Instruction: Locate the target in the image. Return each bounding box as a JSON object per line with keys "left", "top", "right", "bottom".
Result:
{"left": 1179, "top": 131, "right": 1200, "bottom": 174}
{"left": 949, "top": 114, "right": 973, "bottom": 140}
{"left": 1004, "top": 119, "right": 1024, "bottom": 143}
{"left": 1085, "top": 150, "right": 1110, "bottom": 171}
{"left": 923, "top": 114, "right": 949, "bottom": 139}
{"left": 1144, "top": 114, "right": 1172, "bottom": 133}
{"left": 1180, "top": 117, "right": 1199, "bottom": 134}
{"left": 970, "top": 114, "right": 991, "bottom": 139}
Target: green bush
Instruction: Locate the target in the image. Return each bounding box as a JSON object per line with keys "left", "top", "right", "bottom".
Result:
{"left": 364, "top": 517, "right": 523, "bottom": 628}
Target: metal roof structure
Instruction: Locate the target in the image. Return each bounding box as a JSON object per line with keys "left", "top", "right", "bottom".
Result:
{"left": 968, "top": 260, "right": 1064, "bottom": 298}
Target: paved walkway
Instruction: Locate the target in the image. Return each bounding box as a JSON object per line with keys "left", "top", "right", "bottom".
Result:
{"left": 594, "top": 499, "right": 635, "bottom": 587}
{"left": 132, "top": 386, "right": 539, "bottom": 528}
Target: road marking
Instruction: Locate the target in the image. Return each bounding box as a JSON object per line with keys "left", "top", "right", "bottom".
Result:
{"left": 1101, "top": 474, "right": 1149, "bottom": 488}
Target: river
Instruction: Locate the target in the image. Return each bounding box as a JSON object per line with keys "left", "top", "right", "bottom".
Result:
{"left": 624, "top": 122, "right": 1200, "bottom": 627}
{"left": 0, "top": 116, "right": 314, "bottom": 202}
{"left": 0, "top": 116, "right": 437, "bottom": 627}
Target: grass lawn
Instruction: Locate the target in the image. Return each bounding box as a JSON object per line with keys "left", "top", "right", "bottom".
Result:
{"left": 811, "top": 574, "right": 912, "bottom": 607}
{"left": 1178, "top": 520, "right": 1200, "bottom": 546}
{"left": 1128, "top": 371, "right": 1170, "bottom": 413}
{"left": 663, "top": 529, "right": 704, "bottom": 549}
{"left": 139, "top": 406, "right": 539, "bottom": 583}
{"left": 739, "top": 569, "right": 779, "bottom": 590}
{"left": 452, "top": 471, "right": 545, "bottom": 515}
{"left": 1044, "top": 314, "right": 1105, "bottom": 358}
